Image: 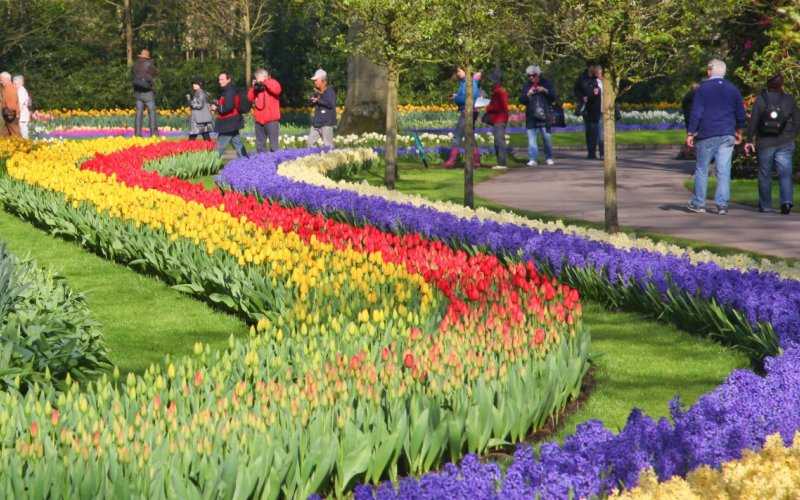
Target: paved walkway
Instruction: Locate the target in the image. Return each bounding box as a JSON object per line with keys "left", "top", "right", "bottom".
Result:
{"left": 475, "top": 148, "right": 800, "bottom": 259}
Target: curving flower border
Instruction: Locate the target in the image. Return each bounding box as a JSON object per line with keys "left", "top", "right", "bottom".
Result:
{"left": 214, "top": 147, "right": 800, "bottom": 497}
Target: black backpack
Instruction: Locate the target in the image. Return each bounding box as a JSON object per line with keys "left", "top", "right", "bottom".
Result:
{"left": 759, "top": 91, "right": 788, "bottom": 136}
{"left": 236, "top": 87, "right": 251, "bottom": 114}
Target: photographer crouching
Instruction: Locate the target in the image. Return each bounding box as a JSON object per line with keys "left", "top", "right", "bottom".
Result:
{"left": 248, "top": 68, "right": 283, "bottom": 153}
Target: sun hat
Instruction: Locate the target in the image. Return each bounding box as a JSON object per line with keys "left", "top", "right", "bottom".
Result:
{"left": 310, "top": 69, "right": 327, "bottom": 81}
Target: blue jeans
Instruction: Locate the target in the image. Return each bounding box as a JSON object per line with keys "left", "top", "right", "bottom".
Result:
{"left": 527, "top": 127, "right": 552, "bottom": 161}
{"left": 216, "top": 132, "right": 247, "bottom": 157}
{"left": 758, "top": 143, "right": 795, "bottom": 209}
{"left": 691, "top": 135, "right": 735, "bottom": 209}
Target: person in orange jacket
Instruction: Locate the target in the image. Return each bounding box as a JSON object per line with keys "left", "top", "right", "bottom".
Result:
{"left": 248, "top": 68, "right": 283, "bottom": 153}
{"left": 0, "top": 71, "right": 21, "bottom": 137}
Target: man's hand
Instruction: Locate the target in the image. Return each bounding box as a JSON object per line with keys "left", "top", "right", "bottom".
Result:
{"left": 744, "top": 143, "right": 756, "bottom": 155}
{"left": 686, "top": 134, "right": 695, "bottom": 148}
{"left": 735, "top": 130, "right": 743, "bottom": 144}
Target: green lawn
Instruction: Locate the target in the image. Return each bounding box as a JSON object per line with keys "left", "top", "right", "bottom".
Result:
{"left": 685, "top": 177, "right": 799, "bottom": 208}
{"left": 554, "top": 303, "right": 746, "bottom": 440}
{"left": 509, "top": 129, "right": 684, "bottom": 148}
{"left": 0, "top": 209, "right": 247, "bottom": 377}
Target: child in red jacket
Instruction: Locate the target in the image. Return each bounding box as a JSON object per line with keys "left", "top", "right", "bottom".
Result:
{"left": 484, "top": 71, "right": 510, "bottom": 169}
{"left": 248, "top": 68, "right": 283, "bottom": 153}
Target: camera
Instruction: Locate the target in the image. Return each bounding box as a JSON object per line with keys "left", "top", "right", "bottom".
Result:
{"left": 253, "top": 81, "right": 265, "bottom": 92}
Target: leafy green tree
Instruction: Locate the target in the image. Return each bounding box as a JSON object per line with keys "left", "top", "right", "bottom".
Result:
{"left": 532, "top": 0, "right": 745, "bottom": 232}
{"left": 333, "top": 0, "right": 442, "bottom": 189}
{"left": 738, "top": 2, "right": 800, "bottom": 97}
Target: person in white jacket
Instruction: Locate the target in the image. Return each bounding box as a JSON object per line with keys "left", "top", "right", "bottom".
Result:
{"left": 13, "top": 75, "right": 30, "bottom": 139}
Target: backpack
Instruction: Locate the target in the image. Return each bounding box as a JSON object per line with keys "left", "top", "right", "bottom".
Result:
{"left": 236, "top": 88, "right": 251, "bottom": 114}
{"left": 759, "top": 91, "right": 788, "bottom": 136}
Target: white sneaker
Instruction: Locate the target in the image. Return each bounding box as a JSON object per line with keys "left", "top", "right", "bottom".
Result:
{"left": 492, "top": 165, "right": 508, "bottom": 170}
{"left": 526, "top": 160, "right": 538, "bottom": 167}
{"left": 546, "top": 159, "right": 555, "bottom": 166}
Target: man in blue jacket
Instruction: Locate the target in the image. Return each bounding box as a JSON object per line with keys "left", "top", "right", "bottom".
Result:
{"left": 686, "top": 59, "right": 746, "bottom": 215}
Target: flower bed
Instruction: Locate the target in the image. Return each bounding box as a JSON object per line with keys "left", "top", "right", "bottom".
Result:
{"left": 218, "top": 149, "right": 800, "bottom": 360}
{"left": 0, "top": 243, "right": 109, "bottom": 391}
{"left": 0, "top": 138, "right": 588, "bottom": 497}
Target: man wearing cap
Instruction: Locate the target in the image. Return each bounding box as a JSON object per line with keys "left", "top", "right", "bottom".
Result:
{"left": 520, "top": 65, "right": 556, "bottom": 167}
{"left": 131, "top": 49, "right": 158, "bottom": 137}
{"left": 307, "top": 69, "right": 336, "bottom": 148}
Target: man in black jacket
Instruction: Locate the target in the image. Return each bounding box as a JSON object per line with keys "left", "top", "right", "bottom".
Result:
{"left": 574, "top": 63, "right": 603, "bottom": 159}
{"left": 212, "top": 72, "right": 247, "bottom": 158}
{"left": 744, "top": 74, "right": 798, "bottom": 215}
{"left": 306, "top": 69, "right": 336, "bottom": 147}
{"left": 132, "top": 49, "right": 158, "bottom": 137}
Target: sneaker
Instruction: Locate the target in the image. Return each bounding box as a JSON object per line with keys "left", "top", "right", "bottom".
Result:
{"left": 758, "top": 206, "right": 774, "bottom": 213}
{"left": 492, "top": 165, "right": 508, "bottom": 170}
{"left": 686, "top": 203, "right": 706, "bottom": 213}
{"left": 526, "top": 160, "right": 538, "bottom": 167}
{"left": 781, "top": 203, "right": 793, "bottom": 215}
{"left": 717, "top": 207, "right": 728, "bottom": 215}
{"left": 545, "top": 159, "right": 555, "bottom": 166}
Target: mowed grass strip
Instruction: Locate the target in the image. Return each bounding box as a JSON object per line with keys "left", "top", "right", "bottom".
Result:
{"left": 0, "top": 209, "right": 247, "bottom": 376}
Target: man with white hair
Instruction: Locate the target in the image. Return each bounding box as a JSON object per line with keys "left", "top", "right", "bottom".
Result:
{"left": 307, "top": 69, "right": 337, "bottom": 148}
{"left": 686, "top": 58, "right": 746, "bottom": 215}
{"left": 13, "top": 75, "right": 31, "bottom": 139}
{"left": 248, "top": 67, "right": 283, "bottom": 153}
{"left": 0, "top": 71, "right": 21, "bottom": 137}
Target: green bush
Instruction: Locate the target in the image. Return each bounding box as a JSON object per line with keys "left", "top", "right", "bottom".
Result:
{"left": 0, "top": 244, "right": 110, "bottom": 391}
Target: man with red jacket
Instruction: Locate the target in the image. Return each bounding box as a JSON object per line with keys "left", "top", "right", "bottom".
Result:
{"left": 484, "top": 70, "right": 510, "bottom": 169}
{"left": 248, "top": 68, "right": 282, "bottom": 153}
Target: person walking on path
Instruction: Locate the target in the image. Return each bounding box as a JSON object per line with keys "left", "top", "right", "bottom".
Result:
{"left": 686, "top": 59, "right": 746, "bottom": 215}
{"left": 132, "top": 49, "right": 158, "bottom": 137}
{"left": 442, "top": 67, "right": 481, "bottom": 168}
{"left": 248, "top": 68, "right": 282, "bottom": 153}
{"left": 186, "top": 78, "right": 213, "bottom": 141}
{"left": 520, "top": 65, "right": 556, "bottom": 167}
{"left": 484, "top": 70, "right": 510, "bottom": 169}
{"left": 0, "top": 72, "right": 20, "bottom": 138}
{"left": 574, "top": 64, "right": 603, "bottom": 160}
{"left": 744, "top": 74, "right": 797, "bottom": 215}
{"left": 212, "top": 72, "right": 247, "bottom": 158}
{"left": 13, "top": 75, "right": 31, "bottom": 139}
{"left": 306, "top": 69, "right": 336, "bottom": 148}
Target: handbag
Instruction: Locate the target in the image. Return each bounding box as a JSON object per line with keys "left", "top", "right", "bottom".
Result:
{"left": 548, "top": 101, "right": 566, "bottom": 128}
{"left": 532, "top": 94, "right": 548, "bottom": 121}
{"left": 481, "top": 112, "right": 492, "bottom": 125}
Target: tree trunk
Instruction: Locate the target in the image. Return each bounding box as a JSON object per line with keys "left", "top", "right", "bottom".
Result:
{"left": 384, "top": 66, "right": 399, "bottom": 190}
{"left": 602, "top": 75, "right": 619, "bottom": 233}
{"left": 339, "top": 54, "right": 389, "bottom": 135}
{"left": 464, "top": 65, "right": 475, "bottom": 208}
{"left": 243, "top": 5, "right": 252, "bottom": 84}
{"left": 124, "top": 0, "right": 133, "bottom": 66}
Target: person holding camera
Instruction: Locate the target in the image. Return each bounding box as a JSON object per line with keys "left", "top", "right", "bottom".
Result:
{"left": 131, "top": 49, "right": 158, "bottom": 137}
{"left": 306, "top": 69, "right": 336, "bottom": 148}
{"left": 186, "top": 78, "right": 213, "bottom": 141}
{"left": 574, "top": 63, "right": 603, "bottom": 160}
{"left": 248, "top": 68, "right": 283, "bottom": 153}
{"left": 212, "top": 72, "right": 247, "bottom": 158}
{"left": 744, "top": 74, "right": 798, "bottom": 215}
{"left": 520, "top": 65, "right": 556, "bottom": 167}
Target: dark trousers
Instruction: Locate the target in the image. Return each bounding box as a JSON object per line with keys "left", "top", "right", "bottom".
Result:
{"left": 254, "top": 121, "right": 280, "bottom": 153}
{"left": 584, "top": 118, "right": 603, "bottom": 158}
{"left": 189, "top": 133, "right": 211, "bottom": 140}
{"left": 134, "top": 91, "right": 158, "bottom": 137}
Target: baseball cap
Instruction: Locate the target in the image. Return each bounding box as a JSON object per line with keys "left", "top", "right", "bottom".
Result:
{"left": 310, "top": 69, "right": 327, "bottom": 81}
